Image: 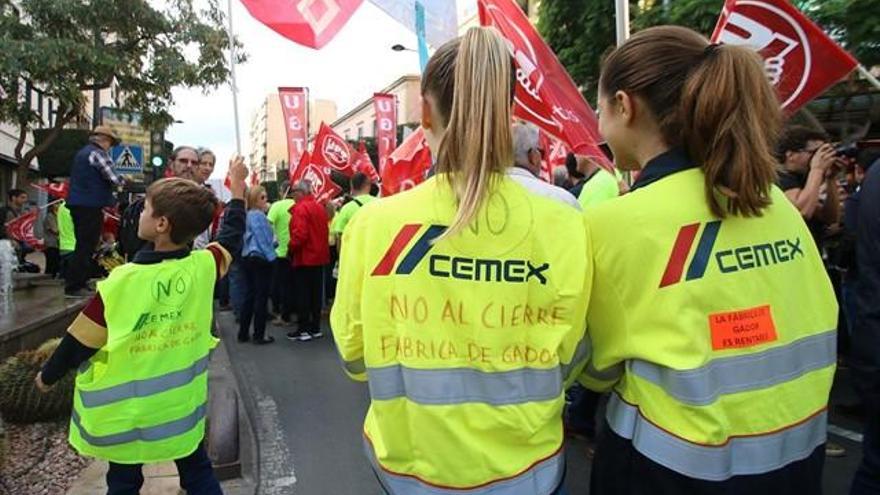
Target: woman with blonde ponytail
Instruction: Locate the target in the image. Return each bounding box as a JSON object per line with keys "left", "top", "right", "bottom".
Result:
{"left": 331, "top": 27, "right": 590, "bottom": 494}
{"left": 578, "top": 26, "right": 838, "bottom": 494}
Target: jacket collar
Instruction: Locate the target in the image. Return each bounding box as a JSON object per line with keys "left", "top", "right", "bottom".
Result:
{"left": 630, "top": 148, "right": 697, "bottom": 192}
{"left": 133, "top": 247, "right": 190, "bottom": 265}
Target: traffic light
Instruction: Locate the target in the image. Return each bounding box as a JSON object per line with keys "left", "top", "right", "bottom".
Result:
{"left": 150, "top": 131, "right": 166, "bottom": 179}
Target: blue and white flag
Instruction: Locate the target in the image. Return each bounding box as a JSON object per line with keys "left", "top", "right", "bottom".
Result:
{"left": 368, "top": 0, "right": 458, "bottom": 48}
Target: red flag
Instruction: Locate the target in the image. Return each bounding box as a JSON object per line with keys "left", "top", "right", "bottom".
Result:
{"left": 4, "top": 210, "right": 42, "bottom": 250}
{"left": 240, "top": 0, "right": 363, "bottom": 49}
{"left": 478, "top": 0, "right": 611, "bottom": 170}
{"left": 292, "top": 154, "right": 342, "bottom": 203}
{"left": 224, "top": 173, "right": 232, "bottom": 191}
{"left": 279, "top": 87, "right": 309, "bottom": 179}
{"left": 373, "top": 93, "right": 398, "bottom": 173}
{"left": 711, "top": 0, "right": 858, "bottom": 113}
{"left": 291, "top": 150, "right": 311, "bottom": 187}
{"left": 353, "top": 147, "right": 379, "bottom": 183}
{"left": 31, "top": 181, "right": 69, "bottom": 199}
{"left": 381, "top": 128, "right": 432, "bottom": 197}
{"left": 102, "top": 208, "right": 120, "bottom": 239}
{"left": 312, "top": 122, "right": 355, "bottom": 176}
{"left": 538, "top": 131, "right": 569, "bottom": 184}
{"left": 250, "top": 169, "right": 259, "bottom": 187}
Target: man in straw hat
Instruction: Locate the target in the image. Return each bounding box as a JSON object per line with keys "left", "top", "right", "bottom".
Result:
{"left": 64, "top": 125, "right": 127, "bottom": 298}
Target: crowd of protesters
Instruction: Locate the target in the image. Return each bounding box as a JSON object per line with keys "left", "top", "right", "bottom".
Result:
{"left": 3, "top": 28, "right": 880, "bottom": 495}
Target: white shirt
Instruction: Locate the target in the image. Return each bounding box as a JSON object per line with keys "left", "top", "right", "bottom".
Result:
{"left": 506, "top": 166, "right": 582, "bottom": 211}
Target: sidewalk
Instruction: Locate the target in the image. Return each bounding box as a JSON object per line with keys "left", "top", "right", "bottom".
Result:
{"left": 67, "top": 461, "right": 251, "bottom": 494}
{"left": 66, "top": 461, "right": 182, "bottom": 494}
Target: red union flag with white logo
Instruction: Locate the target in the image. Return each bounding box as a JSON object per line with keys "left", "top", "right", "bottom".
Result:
{"left": 373, "top": 93, "right": 397, "bottom": 173}
{"left": 355, "top": 141, "right": 380, "bottom": 183}
{"left": 292, "top": 156, "right": 342, "bottom": 203}
{"left": 538, "top": 131, "right": 569, "bottom": 183}
{"left": 711, "top": 0, "right": 858, "bottom": 113}
{"left": 5, "top": 210, "right": 43, "bottom": 250}
{"left": 240, "top": 0, "right": 363, "bottom": 49}
{"left": 381, "top": 128, "right": 432, "bottom": 197}
{"left": 478, "top": 0, "right": 610, "bottom": 170}
{"left": 312, "top": 122, "right": 356, "bottom": 176}
{"left": 279, "top": 87, "right": 309, "bottom": 182}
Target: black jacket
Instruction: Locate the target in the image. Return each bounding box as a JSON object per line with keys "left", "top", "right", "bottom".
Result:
{"left": 852, "top": 163, "right": 880, "bottom": 411}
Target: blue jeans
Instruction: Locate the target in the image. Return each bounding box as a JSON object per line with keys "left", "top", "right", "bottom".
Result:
{"left": 106, "top": 443, "right": 221, "bottom": 495}
{"left": 228, "top": 260, "right": 245, "bottom": 317}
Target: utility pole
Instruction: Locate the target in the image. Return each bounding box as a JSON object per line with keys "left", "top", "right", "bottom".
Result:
{"left": 615, "top": 0, "right": 630, "bottom": 46}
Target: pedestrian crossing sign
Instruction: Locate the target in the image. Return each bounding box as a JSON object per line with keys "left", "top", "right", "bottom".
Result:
{"left": 111, "top": 145, "right": 144, "bottom": 173}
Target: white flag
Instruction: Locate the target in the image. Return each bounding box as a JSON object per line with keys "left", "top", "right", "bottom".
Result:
{"left": 368, "top": 0, "right": 458, "bottom": 48}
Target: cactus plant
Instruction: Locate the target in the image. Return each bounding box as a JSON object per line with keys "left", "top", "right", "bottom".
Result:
{"left": 0, "top": 338, "right": 75, "bottom": 424}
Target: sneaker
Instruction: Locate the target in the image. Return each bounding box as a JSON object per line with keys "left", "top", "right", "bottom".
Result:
{"left": 286, "top": 331, "right": 312, "bottom": 342}
{"left": 309, "top": 329, "right": 324, "bottom": 339}
{"left": 253, "top": 336, "right": 275, "bottom": 345}
{"left": 270, "top": 316, "right": 288, "bottom": 326}
{"left": 826, "top": 442, "right": 846, "bottom": 458}
{"left": 64, "top": 288, "right": 94, "bottom": 298}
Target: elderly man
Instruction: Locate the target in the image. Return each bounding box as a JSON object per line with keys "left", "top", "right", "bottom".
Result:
{"left": 65, "top": 126, "right": 125, "bottom": 298}
{"left": 287, "top": 180, "right": 330, "bottom": 342}
{"left": 509, "top": 122, "right": 580, "bottom": 209}
{"left": 168, "top": 146, "right": 200, "bottom": 180}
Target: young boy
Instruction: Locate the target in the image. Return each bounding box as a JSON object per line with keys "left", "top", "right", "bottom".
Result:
{"left": 36, "top": 156, "right": 249, "bottom": 494}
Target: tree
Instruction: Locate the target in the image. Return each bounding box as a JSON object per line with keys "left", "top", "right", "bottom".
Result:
{"left": 536, "top": 0, "right": 619, "bottom": 106}
{"left": 0, "top": 0, "right": 244, "bottom": 180}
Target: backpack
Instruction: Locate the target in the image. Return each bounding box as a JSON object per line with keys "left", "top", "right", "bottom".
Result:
{"left": 119, "top": 197, "right": 147, "bottom": 260}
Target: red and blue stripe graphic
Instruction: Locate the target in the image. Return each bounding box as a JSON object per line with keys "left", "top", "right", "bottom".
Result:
{"left": 372, "top": 224, "right": 446, "bottom": 276}
{"left": 659, "top": 221, "right": 722, "bottom": 288}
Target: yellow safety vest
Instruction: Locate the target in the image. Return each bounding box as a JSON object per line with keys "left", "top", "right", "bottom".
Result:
{"left": 58, "top": 201, "right": 76, "bottom": 252}
{"left": 581, "top": 166, "right": 837, "bottom": 481}
{"left": 69, "top": 250, "right": 218, "bottom": 463}
{"left": 332, "top": 174, "right": 591, "bottom": 494}
{"left": 578, "top": 167, "right": 619, "bottom": 210}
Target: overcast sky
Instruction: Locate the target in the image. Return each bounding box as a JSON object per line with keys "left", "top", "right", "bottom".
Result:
{"left": 165, "top": 1, "right": 477, "bottom": 180}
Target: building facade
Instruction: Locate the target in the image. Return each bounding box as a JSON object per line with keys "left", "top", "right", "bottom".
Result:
{"left": 1, "top": 80, "right": 119, "bottom": 199}
{"left": 331, "top": 75, "right": 421, "bottom": 142}
{"left": 249, "top": 95, "right": 338, "bottom": 182}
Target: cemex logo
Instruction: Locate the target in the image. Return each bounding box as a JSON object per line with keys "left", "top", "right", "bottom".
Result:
{"left": 372, "top": 224, "right": 550, "bottom": 285}
{"left": 659, "top": 221, "right": 805, "bottom": 288}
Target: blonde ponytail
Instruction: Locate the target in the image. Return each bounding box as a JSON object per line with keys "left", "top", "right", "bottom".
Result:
{"left": 423, "top": 27, "right": 515, "bottom": 238}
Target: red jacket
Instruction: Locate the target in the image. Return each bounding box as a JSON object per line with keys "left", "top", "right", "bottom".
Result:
{"left": 288, "top": 194, "right": 330, "bottom": 267}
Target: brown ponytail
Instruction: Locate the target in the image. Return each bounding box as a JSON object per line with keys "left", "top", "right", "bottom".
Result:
{"left": 600, "top": 26, "right": 782, "bottom": 218}
{"left": 421, "top": 27, "right": 516, "bottom": 237}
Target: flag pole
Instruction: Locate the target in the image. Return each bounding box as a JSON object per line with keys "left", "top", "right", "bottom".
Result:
{"left": 858, "top": 65, "right": 880, "bottom": 91}
{"left": 615, "top": 0, "right": 630, "bottom": 46}
{"left": 415, "top": 2, "right": 430, "bottom": 72}
{"left": 226, "top": 0, "right": 242, "bottom": 156}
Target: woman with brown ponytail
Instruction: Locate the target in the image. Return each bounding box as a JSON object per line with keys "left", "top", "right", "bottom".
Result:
{"left": 332, "top": 27, "right": 590, "bottom": 494}
{"left": 579, "top": 26, "right": 838, "bottom": 494}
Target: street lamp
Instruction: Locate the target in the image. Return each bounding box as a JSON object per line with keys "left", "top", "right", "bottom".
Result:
{"left": 391, "top": 44, "right": 417, "bottom": 53}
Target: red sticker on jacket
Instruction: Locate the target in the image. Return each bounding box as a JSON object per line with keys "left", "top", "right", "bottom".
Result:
{"left": 709, "top": 305, "right": 778, "bottom": 351}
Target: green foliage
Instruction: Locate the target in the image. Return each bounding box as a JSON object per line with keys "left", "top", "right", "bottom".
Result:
{"left": 537, "top": 0, "right": 618, "bottom": 106}
{"left": 0, "top": 0, "right": 245, "bottom": 168}
{"left": 801, "top": 0, "right": 880, "bottom": 68}
{"left": 0, "top": 339, "right": 75, "bottom": 424}
{"left": 538, "top": 0, "right": 878, "bottom": 105}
